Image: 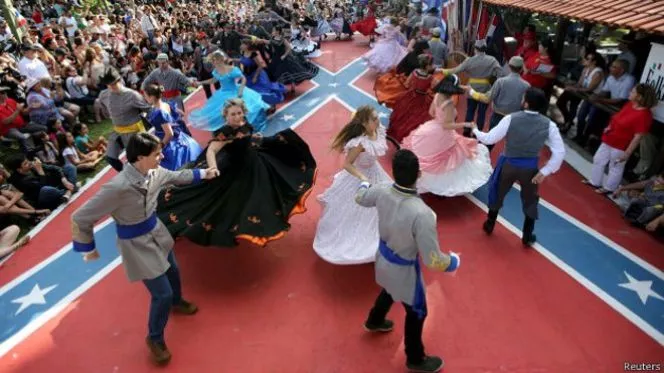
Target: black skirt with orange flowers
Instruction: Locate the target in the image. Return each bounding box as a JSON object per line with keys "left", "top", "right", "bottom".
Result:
{"left": 157, "top": 123, "right": 317, "bottom": 247}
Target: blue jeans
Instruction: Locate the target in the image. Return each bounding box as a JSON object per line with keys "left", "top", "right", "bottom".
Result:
{"left": 37, "top": 186, "right": 65, "bottom": 210}
{"left": 575, "top": 100, "right": 596, "bottom": 143}
{"left": 464, "top": 97, "right": 488, "bottom": 136}
{"left": 62, "top": 164, "right": 77, "bottom": 185}
{"left": 142, "top": 250, "right": 182, "bottom": 343}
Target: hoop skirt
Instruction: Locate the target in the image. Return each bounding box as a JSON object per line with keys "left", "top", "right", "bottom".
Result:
{"left": 362, "top": 25, "right": 407, "bottom": 74}
{"left": 240, "top": 54, "right": 286, "bottom": 105}
{"left": 268, "top": 38, "right": 319, "bottom": 85}
{"left": 149, "top": 103, "right": 203, "bottom": 171}
{"left": 402, "top": 100, "right": 492, "bottom": 196}
{"left": 313, "top": 125, "right": 392, "bottom": 264}
{"left": 157, "top": 124, "right": 317, "bottom": 247}
{"left": 387, "top": 70, "right": 435, "bottom": 142}
{"left": 188, "top": 67, "right": 270, "bottom": 133}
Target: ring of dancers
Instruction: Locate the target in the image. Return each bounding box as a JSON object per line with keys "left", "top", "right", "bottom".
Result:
{"left": 157, "top": 98, "right": 316, "bottom": 247}
{"left": 356, "top": 149, "right": 460, "bottom": 373}
{"left": 71, "top": 133, "right": 220, "bottom": 365}
{"left": 470, "top": 88, "right": 565, "bottom": 246}
{"left": 313, "top": 106, "right": 392, "bottom": 265}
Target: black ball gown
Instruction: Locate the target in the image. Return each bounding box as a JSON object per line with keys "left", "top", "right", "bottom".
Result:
{"left": 157, "top": 124, "right": 317, "bottom": 247}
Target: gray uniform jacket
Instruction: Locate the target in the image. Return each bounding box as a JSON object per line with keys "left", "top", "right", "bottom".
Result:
{"left": 447, "top": 53, "right": 505, "bottom": 92}
{"left": 72, "top": 164, "right": 202, "bottom": 282}
{"left": 355, "top": 184, "right": 452, "bottom": 305}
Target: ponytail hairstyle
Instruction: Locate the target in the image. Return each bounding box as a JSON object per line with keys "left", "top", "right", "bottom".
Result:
{"left": 330, "top": 105, "right": 375, "bottom": 152}
{"left": 144, "top": 83, "right": 164, "bottom": 100}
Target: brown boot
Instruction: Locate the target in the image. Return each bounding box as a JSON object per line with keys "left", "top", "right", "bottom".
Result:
{"left": 172, "top": 299, "right": 198, "bottom": 315}
{"left": 145, "top": 337, "right": 171, "bottom": 365}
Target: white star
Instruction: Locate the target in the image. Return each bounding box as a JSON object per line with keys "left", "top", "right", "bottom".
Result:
{"left": 281, "top": 114, "right": 295, "bottom": 121}
{"left": 378, "top": 112, "right": 389, "bottom": 118}
{"left": 618, "top": 272, "right": 664, "bottom": 305}
{"left": 329, "top": 83, "right": 339, "bottom": 88}
{"left": 306, "top": 97, "right": 321, "bottom": 107}
{"left": 11, "top": 284, "right": 58, "bottom": 315}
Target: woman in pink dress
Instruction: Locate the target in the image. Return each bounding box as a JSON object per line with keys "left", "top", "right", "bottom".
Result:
{"left": 402, "top": 75, "right": 493, "bottom": 196}
{"left": 361, "top": 17, "right": 407, "bottom": 74}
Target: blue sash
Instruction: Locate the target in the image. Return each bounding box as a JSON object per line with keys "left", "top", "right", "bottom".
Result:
{"left": 116, "top": 213, "right": 158, "bottom": 239}
{"left": 378, "top": 240, "right": 427, "bottom": 319}
{"left": 488, "top": 154, "right": 539, "bottom": 206}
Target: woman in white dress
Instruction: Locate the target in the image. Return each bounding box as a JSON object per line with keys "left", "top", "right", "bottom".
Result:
{"left": 313, "top": 106, "right": 392, "bottom": 265}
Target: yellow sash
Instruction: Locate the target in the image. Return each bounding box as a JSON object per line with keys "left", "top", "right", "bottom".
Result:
{"left": 469, "top": 78, "right": 491, "bottom": 84}
{"left": 114, "top": 120, "right": 146, "bottom": 134}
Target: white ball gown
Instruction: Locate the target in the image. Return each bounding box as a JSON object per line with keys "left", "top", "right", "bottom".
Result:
{"left": 313, "top": 125, "right": 392, "bottom": 265}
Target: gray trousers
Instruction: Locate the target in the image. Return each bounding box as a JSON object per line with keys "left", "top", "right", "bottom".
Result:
{"left": 490, "top": 163, "right": 540, "bottom": 219}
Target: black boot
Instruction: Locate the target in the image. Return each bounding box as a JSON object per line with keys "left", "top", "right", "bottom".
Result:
{"left": 482, "top": 209, "right": 498, "bottom": 235}
{"left": 522, "top": 217, "right": 536, "bottom": 247}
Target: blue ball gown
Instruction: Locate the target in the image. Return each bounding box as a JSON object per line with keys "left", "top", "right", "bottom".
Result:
{"left": 149, "top": 102, "right": 203, "bottom": 170}
{"left": 188, "top": 67, "right": 270, "bottom": 132}
{"left": 240, "top": 53, "right": 286, "bottom": 106}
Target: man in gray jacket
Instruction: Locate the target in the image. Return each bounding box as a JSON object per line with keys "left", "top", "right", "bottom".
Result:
{"left": 72, "top": 133, "right": 219, "bottom": 365}
{"left": 356, "top": 149, "right": 460, "bottom": 373}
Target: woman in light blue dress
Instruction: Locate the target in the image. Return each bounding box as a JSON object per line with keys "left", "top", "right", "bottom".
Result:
{"left": 144, "top": 84, "right": 203, "bottom": 170}
{"left": 189, "top": 51, "right": 270, "bottom": 133}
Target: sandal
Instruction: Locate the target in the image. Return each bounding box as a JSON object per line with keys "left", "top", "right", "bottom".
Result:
{"left": 594, "top": 188, "right": 611, "bottom": 195}
{"left": 581, "top": 179, "right": 599, "bottom": 187}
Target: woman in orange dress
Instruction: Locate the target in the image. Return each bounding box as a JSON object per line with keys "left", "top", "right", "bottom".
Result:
{"left": 374, "top": 40, "right": 431, "bottom": 108}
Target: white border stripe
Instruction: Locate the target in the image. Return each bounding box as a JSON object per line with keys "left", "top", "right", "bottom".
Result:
{"left": 0, "top": 256, "right": 123, "bottom": 357}
{"left": 0, "top": 218, "right": 114, "bottom": 297}
{"left": 465, "top": 194, "right": 664, "bottom": 346}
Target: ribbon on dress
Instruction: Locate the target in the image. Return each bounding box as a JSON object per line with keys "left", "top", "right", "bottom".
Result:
{"left": 378, "top": 240, "right": 427, "bottom": 319}
{"left": 488, "top": 154, "right": 539, "bottom": 206}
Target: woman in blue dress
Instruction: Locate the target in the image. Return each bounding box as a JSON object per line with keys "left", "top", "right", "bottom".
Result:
{"left": 238, "top": 39, "right": 286, "bottom": 108}
{"left": 144, "top": 84, "right": 203, "bottom": 170}
{"left": 189, "top": 50, "right": 270, "bottom": 133}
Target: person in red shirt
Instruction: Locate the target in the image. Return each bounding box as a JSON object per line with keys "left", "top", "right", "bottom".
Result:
{"left": 522, "top": 38, "right": 556, "bottom": 91}
{"left": 516, "top": 30, "right": 538, "bottom": 62}
{"left": 584, "top": 84, "right": 657, "bottom": 193}
{"left": 0, "top": 87, "right": 47, "bottom": 153}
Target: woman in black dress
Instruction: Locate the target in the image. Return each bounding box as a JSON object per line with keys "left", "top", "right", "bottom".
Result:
{"left": 157, "top": 98, "right": 317, "bottom": 247}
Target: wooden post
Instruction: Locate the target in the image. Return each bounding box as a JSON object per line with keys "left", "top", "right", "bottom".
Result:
{"left": 552, "top": 16, "right": 570, "bottom": 65}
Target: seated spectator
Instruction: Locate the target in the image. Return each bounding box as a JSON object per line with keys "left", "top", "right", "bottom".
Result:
{"left": 56, "top": 132, "right": 103, "bottom": 171}
{"left": 614, "top": 173, "right": 664, "bottom": 232}
{"left": 18, "top": 44, "right": 51, "bottom": 81}
{"left": 73, "top": 123, "right": 107, "bottom": 153}
{"left": 575, "top": 59, "right": 635, "bottom": 147}
{"left": 557, "top": 51, "right": 605, "bottom": 134}
{"left": 583, "top": 84, "right": 656, "bottom": 194}
{"left": 48, "top": 76, "right": 81, "bottom": 125}
{"left": 0, "top": 86, "right": 47, "bottom": 153}
{"left": 33, "top": 131, "right": 60, "bottom": 165}
{"left": 0, "top": 225, "right": 30, "bottom": 261}
{"left": 26, "top": 78, "right": 65, "bottom": 131}
{"left": 0, "top": 164, "right": 50, "bottom": 222}
{"left": 5, "top": 153, "right": 77, "bottom": 210}
{"left": 64, "top": 66, "right": 103, "bottom": 123}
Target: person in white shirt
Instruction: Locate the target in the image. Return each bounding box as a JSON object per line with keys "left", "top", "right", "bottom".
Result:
{"left": 58, "top": 9, "right": 78, "bottom": 38}
{"left": 18, "top": 44, "right": 51, "bottom": 81}
{"left": 470, "top": 88, "right": 565, "bottom": 247}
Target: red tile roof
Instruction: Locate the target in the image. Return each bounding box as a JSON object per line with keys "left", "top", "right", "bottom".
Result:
{"left": 482, "top": 0, "right": 664, "bottom": 33}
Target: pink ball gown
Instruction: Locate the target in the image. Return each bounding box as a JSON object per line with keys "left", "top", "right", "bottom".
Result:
{"left": 402, "top": 98, "right": 493, "bottom": 196}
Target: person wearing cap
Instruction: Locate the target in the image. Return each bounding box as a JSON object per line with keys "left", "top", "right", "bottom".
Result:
{"left": 470, "top": 88, "right": 565, "bottom": 247}
{"left": 463, "top": 55, "right": 530, "bottom": 152}
{"left": 18, "top": 44, "right": 50, "bottom": 81}
{"left": 141, "top": 53, "right": 199, "bottom": 117}
{"left": 443, "top": 39, "right": 504, "bottom": 137}
{"left": 98, "top": 68, "right": 153, "bottom": 172}
{"left": 356, "top": 149, "right": 460, "bottom": 373}
{"left": 421, "top": 7, "right": 445, "bottom": 42}
{"left": 428, "top": 27, "right": 448, "bottom": 68}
